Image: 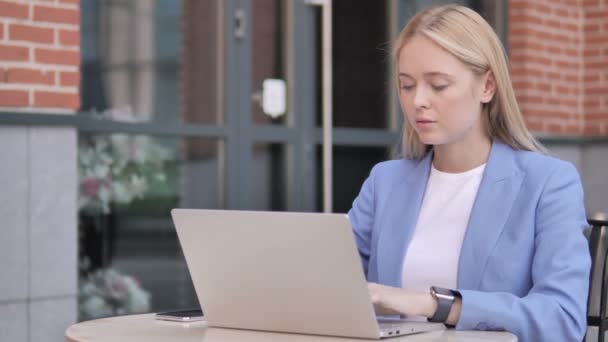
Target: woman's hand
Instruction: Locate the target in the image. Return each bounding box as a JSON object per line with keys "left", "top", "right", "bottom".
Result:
{"left": 367, "top": 282, "right": 436, "bottom": 317}
{"left": 367, "top": 283, "right": 462, "bottom": 325}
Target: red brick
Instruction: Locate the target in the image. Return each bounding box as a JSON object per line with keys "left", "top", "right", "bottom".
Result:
{"left": 9, "top": 24, "right": 54, "bottom": 44}
{"left": 526, "top": 55, "right": 553, "bottom": 66}
{"left": 509, "top": 1, "right": 529, "bottom": 11}
{"left": 525, "top": 41, "right": 544, "bottom": 51}
{"left": 517, "top": 94, "right": 544, "bottom": 103}
{"left": 508, "top": 39, "right": 526, "bottom": 50}
{"left": 0, "top": 68, "right": 3, "bottom": 82}
{"left": 560, "top": 22, "right": 579, "bottom": 31}
{"left": 555, "top": 8, "right": 569, "bottom": 18}
{"left": 584, "top": 49, "right": 601, "bottom": 57}
{"left": 585, "top": 110, "right": 604, "bottom": 116}
{"left": 532, "top": 3, "right": 551, "bottom": 14}
{"left": 585, "top": 74, "right": 601, "bottom": 82}
{"left": 552, "top": 32, "right": 577, "bottom": 44}
{"left": 0, "top": 89, "right": 29, "bottom": 107}
{"left": 0, "top": 23, "right": 3, "bottom": 40}
{"left": 0, "top": 1, "right": 29, "bottom": 20}
{"left": 59, "top": 71, "right": 79, "bottom": 87}
{"left": 543, "top": 71, "right": 559, "bottom": 80}
{"left": 6, "top": 68, "right": 54, "bottom": 85}
{"left": 34, "top": 91, "right": 79, "bottom": 109}
{"left": 546, "top": 123, "right": 564, "bottom": 133}
{"left": 564, "top": 48, "right": 579, "bottom": 57}
{"left": 585, "top": 23, "right": 600, "bottom": 33}
{"left": 531, "top": 110, "right": 572, "bottom": 119}
{"left": 564, "top": 125, "right": 581, "bottom": 135}
{"left": 510, "top": 13, "right": 544, "bottom": 26}
{"left": 512, "top": 81, "right": 534, "bottom": 90}
{"left": 33, "top": 5, "right": 79, "bottom": 25}
{"left": 547, "top": 45, "right": 561, "bottom": 55}
{"left": 586, "top": 113, "right": 608, "bottom": 120}
{"left": 584, "top": 125, "right": 602, "bottom": 136}
{"left": 525, "top": 121, "right": 543, "bottom": 132}
{"left": 59, "top": 0, "right": 80, "bottom": 4}
{"left": 0, "top": 44, "right": 29, "bottom": 62}
{"left": 586, "top": 87, "right": 608, "bottom": 95}
{"left": 528, "top": 28, "right": 554, "bottom": 41}
{"left": 35, "top": 48, "right": 79, "bottom": 66}
{"left": 587, "top": 60, "right": 608, "bottom": 69}
{"left": 59, "top": 29, "right": 79, "bottom": 47}
{"left": 511, "top": 67, "right": 544, "bottom": 78}
{"left": 586, "top": 34, "right": 608, "bottom": 44}
{"left": 562, "top": 99, "right": 578, "bottom": 107}
{"left": 544, "top": 18, "right": 561, "bottom": 30}
{"left": 547, "top": 98, "right": 562, "bottom": 106}
{"left": 556, "top": 60, "right": 580, "bottom": 69}
{"left": 537, "top": 83, "right": 551, "bottom": 92}
{"left": 584, "top": 99, "right": 601, "bottom": 107}
{"left": 587, "top": 9, "right": 608, "bottom": 19}
{"left": 509, "top": 27, "right": 531, "bottom": 37}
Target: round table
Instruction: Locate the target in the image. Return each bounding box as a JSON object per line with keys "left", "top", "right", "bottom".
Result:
{"left": 66, "top": 314, "right": 517, "bottom": 342}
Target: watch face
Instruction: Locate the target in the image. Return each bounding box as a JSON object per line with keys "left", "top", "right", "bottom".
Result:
{"left": 432, "top": 286, "right": 455, "bottom": 298}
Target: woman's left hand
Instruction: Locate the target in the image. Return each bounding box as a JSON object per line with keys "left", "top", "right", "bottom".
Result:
{"left": 367, "top": 282, "right": 437, "bottom": 318}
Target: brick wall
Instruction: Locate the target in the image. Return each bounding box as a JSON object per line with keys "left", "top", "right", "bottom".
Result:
{"left": 509, "top": 0, "right": 608, "bottom": 136}
{"left": 583, "top": 0, "right": 608, "bottom": 136}
{"left": 0, "top": 0, "right": 80, "bottom": 111}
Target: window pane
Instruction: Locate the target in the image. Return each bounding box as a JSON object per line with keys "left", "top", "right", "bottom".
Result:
{"left": 77, "top": 134, "right": 222, "bottom": 320}
{"left": 316, "top": 145, "right": 389, "bottom": 213}
{"left": 315, "top": 0, "right": 390, "bottom": 129}
{"left": 251, "top": 143, "right": 289, "bottom": 211}
{"left": 80, "top": 0, "right": 223, "bottom": 124}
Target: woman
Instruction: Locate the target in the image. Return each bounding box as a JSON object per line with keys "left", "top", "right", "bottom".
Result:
{"left": 348, "top": 4, "right": 590, "bottom": 341}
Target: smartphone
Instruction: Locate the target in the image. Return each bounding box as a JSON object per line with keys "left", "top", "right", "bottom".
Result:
{"left": 155, "top": 309, "right": 204, "bottom": 322}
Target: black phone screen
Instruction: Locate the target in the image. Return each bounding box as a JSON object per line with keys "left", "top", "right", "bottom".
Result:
{"left": 157, "top": 309, "right": 203, "bottom": 317}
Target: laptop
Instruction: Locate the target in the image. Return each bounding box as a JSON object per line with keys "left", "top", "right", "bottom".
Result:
{"left": 171, "top": 209, "right": 445, "bottom": 339}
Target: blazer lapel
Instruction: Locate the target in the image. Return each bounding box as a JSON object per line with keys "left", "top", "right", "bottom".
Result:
{"left": 457, "top": 141, "right": 524, "bottom": 290}
{"left": 377, "top": 153, "right": 432, "bottom": 287}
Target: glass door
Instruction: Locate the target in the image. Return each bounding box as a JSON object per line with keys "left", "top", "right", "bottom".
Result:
{"left": 230, "top": 0, "right": 400, "bottom": 213}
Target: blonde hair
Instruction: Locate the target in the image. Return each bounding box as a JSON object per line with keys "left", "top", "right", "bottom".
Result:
{"left": 393, "top": 5, "right": 546, "bottom": 159}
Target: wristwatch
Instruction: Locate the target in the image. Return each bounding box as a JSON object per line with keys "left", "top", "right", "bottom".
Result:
{"left": 428, "top": 286, "right": 459, "bottom": 326}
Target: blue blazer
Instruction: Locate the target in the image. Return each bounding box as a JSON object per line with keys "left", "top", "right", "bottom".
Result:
{"left": 348, "top": 141, "right": 591, "bottom": 341}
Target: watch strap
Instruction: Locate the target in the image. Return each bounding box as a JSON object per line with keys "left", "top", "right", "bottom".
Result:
{"left": 429, "top": 286, "right": 455, "bottom": 324}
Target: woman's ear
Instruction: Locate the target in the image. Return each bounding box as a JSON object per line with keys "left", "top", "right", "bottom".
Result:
{"left": 480, "top": 71, "right": 496, "bottom": 104}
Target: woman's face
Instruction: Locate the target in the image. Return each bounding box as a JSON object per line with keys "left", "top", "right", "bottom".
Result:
{"left": 397, "top": 35, "right": 494, "bottom": 147}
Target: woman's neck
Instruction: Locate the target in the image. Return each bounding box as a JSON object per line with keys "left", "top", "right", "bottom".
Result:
{"left": 432, "top": 135, "right": 492, "bottom": 173}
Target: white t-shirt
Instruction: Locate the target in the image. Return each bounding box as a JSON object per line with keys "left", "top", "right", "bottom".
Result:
{"left": 401, "top": 163, "right": 486, "bottom": 292}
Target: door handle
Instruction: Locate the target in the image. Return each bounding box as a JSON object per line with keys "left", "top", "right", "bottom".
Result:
{"left": 234, "top": 8, "right": 247, "bottom": 40}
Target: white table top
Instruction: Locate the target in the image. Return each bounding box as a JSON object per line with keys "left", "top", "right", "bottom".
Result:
{"left": 65, "top": 314, "right": 517, "bottom": 342}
